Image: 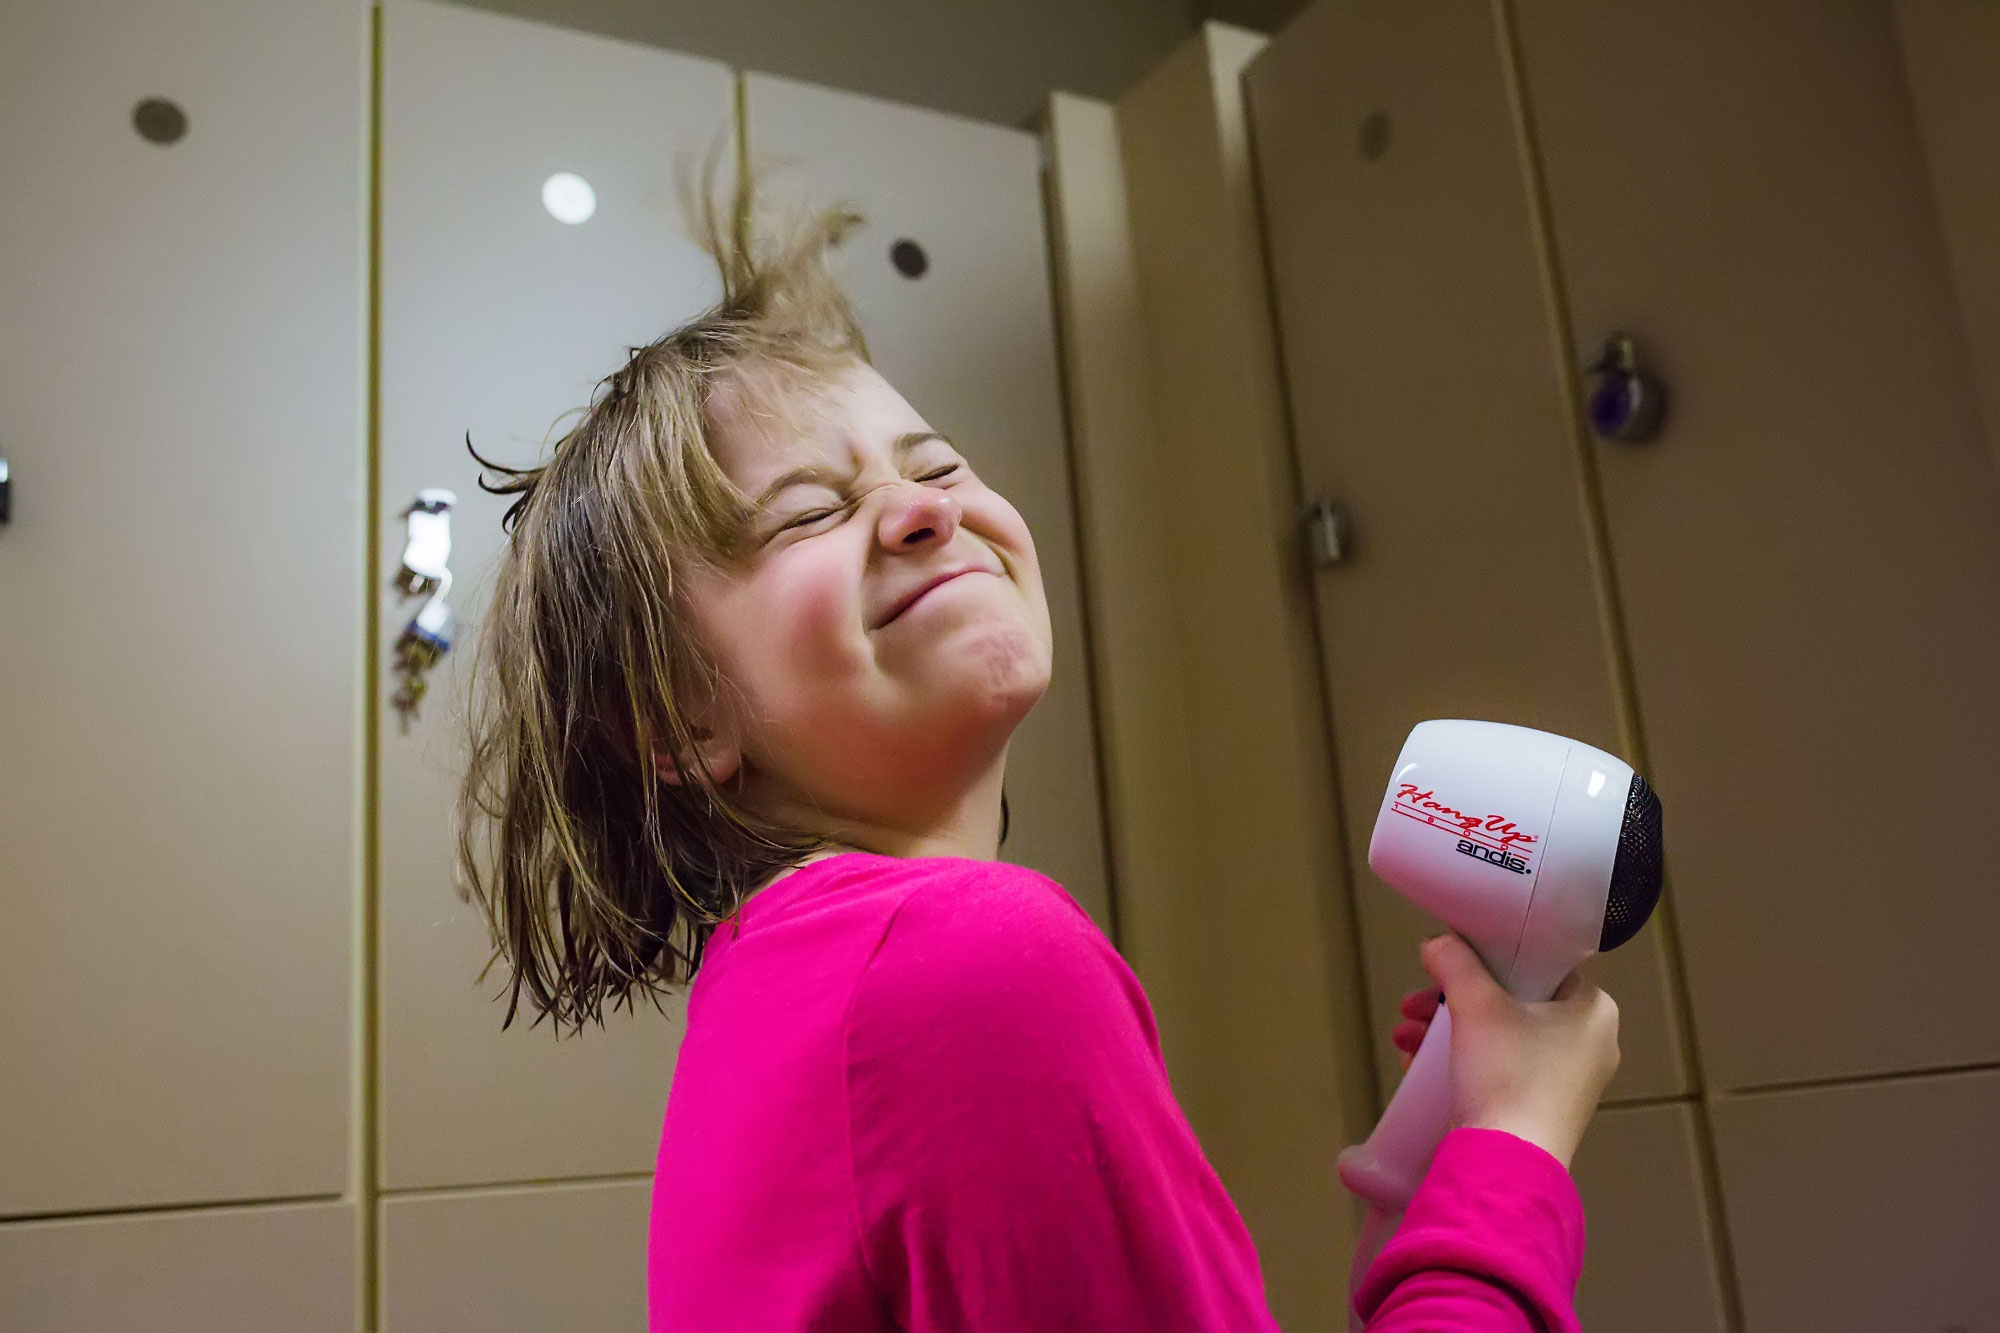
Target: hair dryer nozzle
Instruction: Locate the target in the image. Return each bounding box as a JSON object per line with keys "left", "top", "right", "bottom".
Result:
{"left": 1600, "top": 772, "right": 1664, "bottom": 951}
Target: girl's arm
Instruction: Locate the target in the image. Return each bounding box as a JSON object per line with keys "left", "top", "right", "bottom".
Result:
{"left": 1355, "top": 934, "right": 1620, "bottom": 1331}
{"left": 1356, "top": 1128, "right": 1586, "bottom": 1333}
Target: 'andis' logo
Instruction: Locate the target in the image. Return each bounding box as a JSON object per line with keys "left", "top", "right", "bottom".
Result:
{"left": 1393, "top": 783, "right": 1538, "bottom": 877}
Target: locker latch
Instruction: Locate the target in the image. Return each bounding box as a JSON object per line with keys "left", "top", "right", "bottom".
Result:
{"left": 1304, "top": 498, "right": 1351, "bottom": 568}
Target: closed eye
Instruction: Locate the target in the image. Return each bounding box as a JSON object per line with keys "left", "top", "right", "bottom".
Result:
{"left": 783, "top": 507, "right": 842, "bottom": 531}
{"left": 777, "top": 466, "right": 960, "bottom": 533}
{"left": 772, "top": 462, "right": 960, "bottom": 536}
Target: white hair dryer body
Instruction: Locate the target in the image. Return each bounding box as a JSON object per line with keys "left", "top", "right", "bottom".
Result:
{"left": 1338, "top": 720, "right": 1663, "bottom": 1316}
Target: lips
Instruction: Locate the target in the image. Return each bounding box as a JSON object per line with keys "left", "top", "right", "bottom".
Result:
{"left": 878, "top": 567, "right": 988, "bottom": 628}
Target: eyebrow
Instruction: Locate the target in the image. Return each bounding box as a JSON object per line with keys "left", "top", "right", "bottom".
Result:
{"left": 752, "top": 432, "right": 956, "bottom": 510}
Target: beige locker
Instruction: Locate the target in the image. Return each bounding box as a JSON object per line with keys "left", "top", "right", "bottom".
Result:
{"left": 0, "top": 0, "right": 363, "bottom": 1215}
{"left": 1512, "top": 0, "right": 2000, "bottom": 1090}
{"left": 1711, "top": 1068, "right": 2000, "bottom": 1332}
{"left": 0, "top": 1202, "right": 355, "bottom": 1332}
{"left": 743, "top": 72, "right": 1114, "bottom": 934}
{"left": 380, "top": 1180, "right": 649, "bottom": 1332}
{"left": 1243, "top": 0, "right": 1687, "bottom": 1105}
{"left": 1568, "top": 1102, "right": 1730, "bottom": 1333}
{"left": 376, "top": 0, "right": 726, "bottom": 1191}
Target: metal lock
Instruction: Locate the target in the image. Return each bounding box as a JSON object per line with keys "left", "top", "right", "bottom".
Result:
{"left": 1585, "top": 333, "right": 1667, "bottom": 443}
{"left": 1305, "top": 498, "right": 1352, "bottom": 568}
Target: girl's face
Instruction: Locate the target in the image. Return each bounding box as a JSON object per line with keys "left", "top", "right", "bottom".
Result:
{"left": 677, "top": 361, "right": 1052, "bottom": 840}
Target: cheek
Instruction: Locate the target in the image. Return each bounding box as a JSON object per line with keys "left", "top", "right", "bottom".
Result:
{"left": 971, "top": 490, "right": 1036, "bottom": 565}
{"left": 695, "top": 554, "right": 863, "bottom": 707}
{"left": 756, "top": 549, "right": 867, "bottom": 677}
{"left": 982, "top": 495, "right": 1046, "bottom": 600}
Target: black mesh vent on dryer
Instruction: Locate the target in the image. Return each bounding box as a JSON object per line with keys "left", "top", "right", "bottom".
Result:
{"left": 1600, "top": 773, "right": 1664, "bottom": 952}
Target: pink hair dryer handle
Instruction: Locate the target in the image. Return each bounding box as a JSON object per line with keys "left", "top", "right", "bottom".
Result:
{"left": 1337, "top": 1003, "right": 1454, "bottom": 1212}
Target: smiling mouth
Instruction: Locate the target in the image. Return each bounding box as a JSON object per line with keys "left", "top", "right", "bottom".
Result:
{"left": 880, "top": 569, "right": 987, "bottom": 627}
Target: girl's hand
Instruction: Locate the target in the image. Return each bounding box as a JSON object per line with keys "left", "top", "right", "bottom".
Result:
{"left": 1418, "top": 933, "right": 1621, "bottom": 1169}
{"left": 1390, "top": 983, "right": 1444, "bottom": 1073}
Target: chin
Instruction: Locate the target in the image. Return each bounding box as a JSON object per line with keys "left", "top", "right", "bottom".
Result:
{"left": 948, "top": 618, "right": 1052, "bottom": 720}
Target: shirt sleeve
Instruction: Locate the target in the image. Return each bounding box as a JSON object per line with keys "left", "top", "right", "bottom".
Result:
{"left": 1354, "top": 1128, "right": 1587, "bottom": 1333}
{"left": 841, "top": 867, "right": 1282, "bottom": 1333}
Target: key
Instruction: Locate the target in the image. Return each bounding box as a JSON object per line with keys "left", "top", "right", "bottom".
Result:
{"left": 390, "top": 598, "right": 453, "bottom": 727}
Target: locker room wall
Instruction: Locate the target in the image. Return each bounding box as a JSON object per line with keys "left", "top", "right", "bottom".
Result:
{"left": 1238, "top": 1, "right": 2000, "bottom": 1330}
{"left": 18, "top": 0, "right": 1994, "bottom": 1328}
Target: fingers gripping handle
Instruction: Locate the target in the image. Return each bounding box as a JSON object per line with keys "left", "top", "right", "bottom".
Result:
{"left": 1338, "top": 1003, "right": 1453, "bottom": 1212}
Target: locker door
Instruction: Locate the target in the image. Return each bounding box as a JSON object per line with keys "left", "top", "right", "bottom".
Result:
{"left": 1512, "top": 0, "right": 2000, "bottom": 1089}
{"left": 1711, "top": 1069, "right": 2000, "bottom": 1332}
{"left": 0, "top": 1202, "right": 355, "bottom": 1333}
{"left": 1567, "top": 1103, "right": 1729, "bottom": 1333}
{"left": 376, "top": 0, "right": 730, "bottom": 1191}
{"left": 1244, "top": 0, "right": 1687, "bottom": 1103}
{"left": 0, "top": 0, "right": 363, "bottom": 1215}
{"left": 742, "top": 73, "right": 1114, "bottom": 933}
{"left": 380, "top": 1181, "right": 648, "bottom": 1332}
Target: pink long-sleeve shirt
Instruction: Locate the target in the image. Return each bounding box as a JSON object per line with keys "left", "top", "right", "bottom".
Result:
{"left": 649, "top": 852, "right": 1585, "bottom": 1331}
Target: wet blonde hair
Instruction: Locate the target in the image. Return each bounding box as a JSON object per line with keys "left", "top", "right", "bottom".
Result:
{"left": 458, "top": 164, "right": 873, "bottom": 1031}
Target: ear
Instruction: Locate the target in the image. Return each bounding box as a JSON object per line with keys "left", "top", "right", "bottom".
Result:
{"left": 653, "top": 725, "right": 742, "bottom": 789}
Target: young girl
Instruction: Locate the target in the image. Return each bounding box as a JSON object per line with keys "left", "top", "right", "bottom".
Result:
{"left": 460, "top": 179, "right": 1622, "bottom": 1333}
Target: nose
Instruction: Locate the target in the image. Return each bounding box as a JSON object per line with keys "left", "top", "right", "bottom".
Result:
{"left": 876, "top": 480, "right": 961, "bottom": 551}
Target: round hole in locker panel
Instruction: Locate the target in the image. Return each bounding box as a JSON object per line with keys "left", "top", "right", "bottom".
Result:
{"left": 132, "top": 97, "right": 188, "bottom": 145}
{"left": 1356, "top": 110, "right": 1392, "bottom": 161}
{"left": 541, "top": 171, "right": 597, "bottom": 225}
{"left": 890, "top": 238, "right": 928, "bottom": 279}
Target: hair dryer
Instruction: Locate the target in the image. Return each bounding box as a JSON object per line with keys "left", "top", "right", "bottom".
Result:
{"left": 1337, "top": 720, "right": 1664, "bottom": 1315}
